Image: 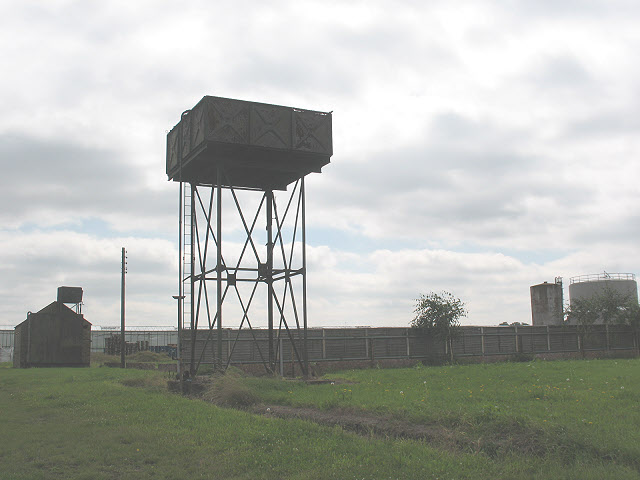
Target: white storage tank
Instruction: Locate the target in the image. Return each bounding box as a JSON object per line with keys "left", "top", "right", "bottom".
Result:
{"left": 569, "top": 273, "right": 638, "bottom": 320}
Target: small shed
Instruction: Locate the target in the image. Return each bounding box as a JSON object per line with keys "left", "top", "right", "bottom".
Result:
{"left": 13, "top": 301, "right": 91, "bottom": 368}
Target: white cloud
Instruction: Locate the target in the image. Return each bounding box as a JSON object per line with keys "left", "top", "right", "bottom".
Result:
{"left": 0, "top": 230, "right": 176, "bottom": 326}
{"left": 1, "top": 0, "right": 639, "bottom": 329}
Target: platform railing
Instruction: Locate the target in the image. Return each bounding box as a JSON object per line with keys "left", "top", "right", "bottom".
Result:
{"left": 570, "top": 273, "right": 636, "bottom": 284}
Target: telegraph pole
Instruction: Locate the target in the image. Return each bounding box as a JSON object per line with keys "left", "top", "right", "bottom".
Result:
{"left": 121, "top": 247, "right": 127, "bottom": 368}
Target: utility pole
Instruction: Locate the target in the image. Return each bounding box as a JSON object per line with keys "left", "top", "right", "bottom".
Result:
{"left": 121, "top": 247, "right": 127, "bottom": 368}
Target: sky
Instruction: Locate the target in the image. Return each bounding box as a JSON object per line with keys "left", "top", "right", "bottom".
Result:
{"left": 1, "top": 0, "right": 639, "bottom": 329}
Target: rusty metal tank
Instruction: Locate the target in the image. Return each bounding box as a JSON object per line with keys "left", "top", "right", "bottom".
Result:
{"left": 166, "top": 96, "right": 332, "bottom": 190}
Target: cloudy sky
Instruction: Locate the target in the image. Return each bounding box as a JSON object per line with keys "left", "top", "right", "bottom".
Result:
{"left": 1, "top": 0, "right": 639, "bottom": 329}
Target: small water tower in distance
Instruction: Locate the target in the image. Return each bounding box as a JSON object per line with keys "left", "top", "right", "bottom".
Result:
{"left": 530, "top": 277, "right": 564, "bottom": 326}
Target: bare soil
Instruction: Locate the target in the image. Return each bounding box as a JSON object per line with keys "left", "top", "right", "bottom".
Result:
{"left": 165, "top": 375, "right": 556, "bottom": 458}
{"left": 249, "top": 403, "right": 562, "bottom": 458}
{"left": 251, "top": 403, "right": 463, "bottom": 448}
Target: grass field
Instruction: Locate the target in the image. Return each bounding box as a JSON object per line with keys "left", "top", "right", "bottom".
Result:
{"left": 1, "top": 358, "right": 639, "bottom": 479}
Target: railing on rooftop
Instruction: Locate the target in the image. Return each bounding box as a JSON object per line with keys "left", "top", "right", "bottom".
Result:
{"left": 570, "top": 273, "right": 636, "bottom": 284}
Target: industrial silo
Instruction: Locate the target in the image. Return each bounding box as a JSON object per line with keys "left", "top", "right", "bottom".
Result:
{"left": 530, "top": 278, "right": 564, "bottom": 325}
{"left": 569, "top": 273, "right": 638, "bottom": 320}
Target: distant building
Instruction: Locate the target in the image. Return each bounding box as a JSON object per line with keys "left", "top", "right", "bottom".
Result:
{"left": 569, "top": 273, "right": 638, "bottom": 305}
{"left": 530, "top": 278, "right": 564, "bottom": 326}
{"left": 567, "top": 273, "right": 638, "bottom": 325}
{"left": 13, "top": 301, "right": 91, "bottom": 368}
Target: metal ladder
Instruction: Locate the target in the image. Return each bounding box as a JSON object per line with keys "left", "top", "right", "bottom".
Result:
{"left": 182, "top": 182, "right": 192, "bottom": 331}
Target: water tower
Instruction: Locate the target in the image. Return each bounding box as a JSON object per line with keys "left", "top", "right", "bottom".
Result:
{"left": 167, "top": 96, "right": 332, "bottom": 376}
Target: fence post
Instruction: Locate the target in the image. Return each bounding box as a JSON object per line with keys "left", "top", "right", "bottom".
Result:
{"left": 577, "top": 330, "right": 581, "bottom": 352}
{"left": 547, "top": 325, "right": 551, "bottom": 351}
{"left": 371, "top": 336, "right": 375, "bottom": 362}
{"left": 322, "top": 328, "right": 326, "bottom": 360}
{"left": 364, "top": 328, "right": 369, "bottom": 359}
{"left": 279, "top": 336, "right": 284, "bottom": 377}
{"left": 480, "top": 327, "right": 485, "bottom": 358}
{"left": 605, "top": 324, "right": 610, "bottom": 353}
{"left": 406, "top": 329, "right": 410, "bottom": 358}
{"left": 515, "top": 326, "right": 519, "bottom": 353}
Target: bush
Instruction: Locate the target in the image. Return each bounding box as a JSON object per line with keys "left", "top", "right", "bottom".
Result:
{"left": 202, "top": 370, "right": 258, "bottom": 408}
{"left": 510, "top": 352, "right": 534, "bottom": 363}
{"left": 120, "top": 375, "right": 169, "bottom": 392}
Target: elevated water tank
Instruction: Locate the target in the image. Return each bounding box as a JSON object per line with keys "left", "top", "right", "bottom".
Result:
{"left": 166, "top": 96, "right": 333, "bottom": 190}
{"left": 569, "top": 273, "right": 638, "bottom": 312}
{"left": 530, "top": 278, "right": 564, "bottom": 325}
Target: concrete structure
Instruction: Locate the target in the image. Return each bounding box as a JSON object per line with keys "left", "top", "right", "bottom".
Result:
{"left": 531, "top": 278, "right": 564, "bottom": 326}
{"left": 13, "top": 301, "right": 91, "bottom": 368}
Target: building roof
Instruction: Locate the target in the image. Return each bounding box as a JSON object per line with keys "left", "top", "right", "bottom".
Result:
{"left": 15, "top": 301, "right": 90, "bottom": 329}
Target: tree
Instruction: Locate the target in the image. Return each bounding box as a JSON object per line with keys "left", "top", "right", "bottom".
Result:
{"left": 566, "top": 287, "right": 637, "bottom": 325}
{"left": 565, "top": 287, "right": 640, "bottom": 356}
{"left": 411, "top": 291, "right": 467, "bottom": 362}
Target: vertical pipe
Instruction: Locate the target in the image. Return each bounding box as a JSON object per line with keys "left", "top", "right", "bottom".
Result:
{"left": 266, "top": 189, "right": 274, "bottom": 371}
{"left": 177, "top": 181, "right": 183, "bottom": 383}
{"left": 301, "top": 178, "right": 309, "bottom": 376}
{"left": 121, "top": 247, "right": 126, "bottom": 368}
{"left": 177, "top": 159, "right": 183, "bottom": 386}
{"left": 217, "top": 170, "right": 223, "bottom": 370}
{"left": 189, "top": 184, "right": 196, "bottom": 375}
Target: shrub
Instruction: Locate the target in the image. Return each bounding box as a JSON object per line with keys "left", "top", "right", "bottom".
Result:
{"left": 202, "top": 370, "right": 258, "bottom": 408}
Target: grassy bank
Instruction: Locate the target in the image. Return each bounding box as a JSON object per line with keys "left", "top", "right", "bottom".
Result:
{"left": 1, "top": 359, "right": 639, "bottom": 479}
{"left": 245, "top": 358, "right": 640, "bottom": 476}
{"left": 0, "top": 367, "right": 496, "bottom": 479}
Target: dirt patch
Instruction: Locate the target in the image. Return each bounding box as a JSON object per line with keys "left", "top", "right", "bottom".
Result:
{"left": 252, "top": 404, "right": 458, "bottom": 445}
{"left": 249, "top": 404, "right": 567, "bottom": 459}
{"left": 168, "top": 373, "right": 561, "bottom": 459}
{"left": 301, "top": 378, "right": 357, "bottom": 386}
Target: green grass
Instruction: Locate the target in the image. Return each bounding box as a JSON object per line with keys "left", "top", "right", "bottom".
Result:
{"left": 1, "top": 359, "right": 639, "bottom": 479}
{"left": 0, "top": 366, "right": 498, "bottom": 479}
{"left": 245, "top": 358, "right": 640, "bottom": 477}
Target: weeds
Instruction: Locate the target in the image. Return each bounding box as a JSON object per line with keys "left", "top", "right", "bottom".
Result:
{"left": 201, "top": 369, "right": 258, "bottom": 408}
{"left": 120, "top": 374, "right": 168, "bottom": 392}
